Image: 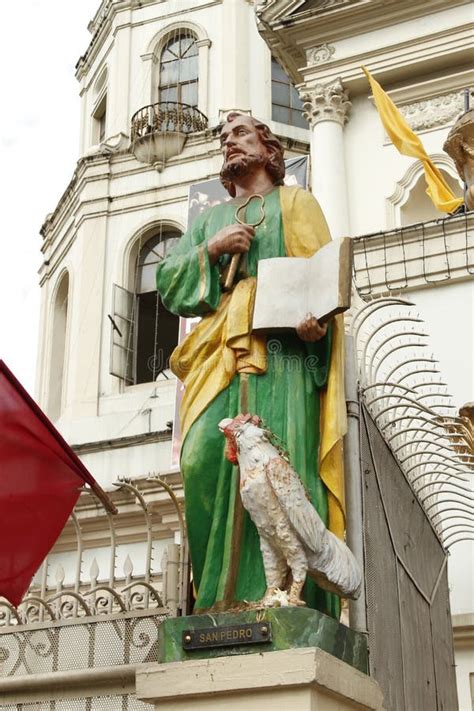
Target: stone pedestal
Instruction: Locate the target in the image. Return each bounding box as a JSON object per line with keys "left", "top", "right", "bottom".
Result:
{"left": 136, "top": 647, "right": 385, "bottom": 710}
{"left": 157, "top": 607, "right": 367, "bottom": 670}
{"left": 135, "top": 609, "right": 383, "bottom": 709}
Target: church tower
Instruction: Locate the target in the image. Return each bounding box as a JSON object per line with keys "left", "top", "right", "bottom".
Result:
{"left": 35, "top": 0, "right": 310, "bottom": 489}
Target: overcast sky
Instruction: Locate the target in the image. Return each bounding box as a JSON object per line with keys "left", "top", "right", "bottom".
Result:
{"left": 0, "top": 1, "right": 100, "bottom": 392}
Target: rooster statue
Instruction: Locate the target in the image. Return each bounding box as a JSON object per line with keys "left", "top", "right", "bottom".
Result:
{"left": 219, "top": 414, "right": 362, "bottom": 607}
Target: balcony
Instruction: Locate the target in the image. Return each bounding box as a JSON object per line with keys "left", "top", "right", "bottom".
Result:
{"left": 352, "top": 211, "right": 474, "bottom": 297}
{"left": 130, "top": 102, "right": 208, "bottom": 166}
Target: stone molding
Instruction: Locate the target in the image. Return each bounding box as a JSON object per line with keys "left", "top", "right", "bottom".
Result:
{"left": 385, "top": 153, "right": 460, "bottom": 228}
{"left": 255, "top": 0, "right": 361, "bottom": 24}
{"left": 300, "top": 79, "right": 351, "bottom": 127}
{"left": 82, "top": 132, "right": 130, "bottom": 158}
{"left": 277, "top": 25, "right": 473, "bottom": 94}
{"left": 0, "top": 664, "right": 137, "bottom": 705}
{"left": 306, "top": 43, "right": 335, "bottom": 66}
{"left": 399, "top": 91, "right": 468, "bottom": 132}
{"left": 255, "top": 0, "right": 465, "bottom": 39}
{"left": 452, "top": 613, "right": 474, "bottom": 648}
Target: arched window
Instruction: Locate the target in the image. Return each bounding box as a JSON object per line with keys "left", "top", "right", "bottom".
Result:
{"left": 386, "top": 155, "right": 462, "bottom": 228}
{"left": 400, "top": 170, "right": 462, "bottom": 226}
{"left": 134, "top": 231, "right": 180, "bottom": 383}
{"left": 159, "top": 31, "right": 199, "bottom": 106}
{"left": 48, "top": 272, "right": 69, "bottom": 420}
{"left": 110, "top": 228, "right": 181, "bottom": 385}
{"left": 271, "top": 58, "right": 306, "bottom": 129}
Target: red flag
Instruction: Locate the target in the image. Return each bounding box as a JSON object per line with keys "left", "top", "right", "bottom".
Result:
{"left": 0, "top": 360, "right": 114, "bottom": 606}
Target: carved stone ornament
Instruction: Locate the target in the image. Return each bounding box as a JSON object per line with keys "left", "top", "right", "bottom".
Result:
{"left": 444, "top": 108, "right": 474, "bottom": 211}
{"left": 306, "top": 43, "right": 335, "bottom": 66}
{"left": 300, "top": 79, "right": 351, "bottom": 127}
{"left": 399, "top": 91, "right": 467, "bottom": 133}
{"left": 83, "top": 132, "right": 130, "bottom": 158}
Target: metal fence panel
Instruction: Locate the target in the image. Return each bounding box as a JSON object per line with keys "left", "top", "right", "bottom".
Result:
{"left": 397, "top": 563, "right": 437, "bottom": 709}
{"left": 361, "top": 413, "right": 406, "bottom": 711}
{"left": 0, "top": 695, "right": 150, "bottom": 710}
{"left": 361, "top": 404, "right": 458, "bottom": 710}
{"left": 363, "top": 408, "right": 446, "bottom": 600}
{"left": 430, "top": 566, "right": 459, "bottom": 711}
{"left": 0, "top": 612, "right": 167, "bottom": 678}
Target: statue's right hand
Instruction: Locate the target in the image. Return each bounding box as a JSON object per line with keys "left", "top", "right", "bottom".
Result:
{"left": 207, "top": 224, "right": 255, "bottom": 265}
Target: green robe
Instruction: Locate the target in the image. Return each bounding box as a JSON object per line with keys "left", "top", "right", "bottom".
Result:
{"left": 157, "top": 187, "right": 339, "bottom": 617}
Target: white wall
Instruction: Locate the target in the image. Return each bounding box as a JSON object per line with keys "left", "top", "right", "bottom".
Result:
{"left": 409, "top": 282, "right": 473, "bottom": 410}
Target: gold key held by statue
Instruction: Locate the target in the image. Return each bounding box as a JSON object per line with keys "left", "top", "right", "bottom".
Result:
{"left": 222, "top": 194, "right": 265, "bottom": 291}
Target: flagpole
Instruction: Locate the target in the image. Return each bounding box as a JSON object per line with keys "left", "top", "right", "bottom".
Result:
{"left": 84, "top": 480, "right": 118, "bottom": 514}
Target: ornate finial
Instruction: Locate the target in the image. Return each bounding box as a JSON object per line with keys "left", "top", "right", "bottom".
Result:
{"left": 123, "top": 554, "right": 134, "bottom": 578}
{"left": 89, "top": 558, "right": 99, "bottom": 584}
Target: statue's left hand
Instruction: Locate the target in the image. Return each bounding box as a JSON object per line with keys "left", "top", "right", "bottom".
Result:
{"left": 296, "top": 313, "right": 328, "bottom": 342}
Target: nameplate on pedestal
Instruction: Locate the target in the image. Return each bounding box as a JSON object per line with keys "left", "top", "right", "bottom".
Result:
{"left": 182, "top": 622, "right": 272, "bottom": 650}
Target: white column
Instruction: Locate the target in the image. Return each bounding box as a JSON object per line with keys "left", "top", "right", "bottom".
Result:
{"left": 300, "top": 79, "right": 351, "bottom": 239}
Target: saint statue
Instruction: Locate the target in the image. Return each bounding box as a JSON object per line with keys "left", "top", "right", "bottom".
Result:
{"left": 156, "top": 113, "right": 346, "bottom": 616}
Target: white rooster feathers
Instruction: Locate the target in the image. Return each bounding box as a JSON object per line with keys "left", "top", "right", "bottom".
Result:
{"left": 219, "top": 415, "right": 361, "bottom": 603}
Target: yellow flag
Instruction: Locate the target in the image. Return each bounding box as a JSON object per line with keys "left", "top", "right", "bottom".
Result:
{"left": 362, "top": 66, "right": 463, "bottom": 214}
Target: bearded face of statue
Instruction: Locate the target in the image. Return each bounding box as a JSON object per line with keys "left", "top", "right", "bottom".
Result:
{"left": 219, "top": 115, "right": 270, "bottom": 189}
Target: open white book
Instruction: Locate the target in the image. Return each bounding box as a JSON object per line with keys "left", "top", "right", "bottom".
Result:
{"left": 252, "top": 237, "right": 352, "bottom": 332}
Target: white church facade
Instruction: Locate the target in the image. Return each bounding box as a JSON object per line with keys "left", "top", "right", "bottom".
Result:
{"left": 5, "top": 0, "right": 472, "bottom": 708}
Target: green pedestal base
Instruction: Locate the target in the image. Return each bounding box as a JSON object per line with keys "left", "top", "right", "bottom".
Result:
{"left": 158, "top": 607, "right": 368, "bottom": 674}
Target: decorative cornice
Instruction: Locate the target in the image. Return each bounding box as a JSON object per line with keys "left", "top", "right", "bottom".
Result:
{"left": 300, "top": 79, "right": 351, "bottom": 127}
{"left": 196, "top": 38, "right": 212, "bottom": 49}
{"left": 255, "top": 0, "right": 360, "bottom": 25}
{"left": 399, "top": 91, "right": 467, "bottom": 133}
{"left": 256, "top": 0, "right": 470, "bottom": 38}
{"left": 72, "top": 428, "right": 172, "bottom": 455}
{"left": 306, "top": 43, "right": 335, "bottom": 66}
{"left": 256, "top": 4, "right": 473, "bottom": 95}
{"left": 452, "top": 613, "right": 474, "bottom": 647}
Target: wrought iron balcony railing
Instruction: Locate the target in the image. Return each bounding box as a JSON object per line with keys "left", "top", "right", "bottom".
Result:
{"left": 130, "top": 102, "right": 208, "bottom": 165}
{"left": 131, "top": 102, "right": 208, "bottom": 143}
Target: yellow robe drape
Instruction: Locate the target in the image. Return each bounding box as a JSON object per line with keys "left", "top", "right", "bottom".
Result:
{"left": 171, "top": 186, "right": 347, "bottom": 539}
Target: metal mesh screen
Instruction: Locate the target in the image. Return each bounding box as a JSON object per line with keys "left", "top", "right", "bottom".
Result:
{"left": 0, "top": 612, "right": 167, "bottom": 677}
{"left": 1, "top": 694, "right": 150, "bottom": 710}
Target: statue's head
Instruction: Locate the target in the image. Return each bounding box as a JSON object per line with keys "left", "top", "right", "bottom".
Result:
{"left": 444, "top": 108, "right": 474, "bottom": 210}
{"left": 219, "top": 113, "right": 285, "bottom": 197}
